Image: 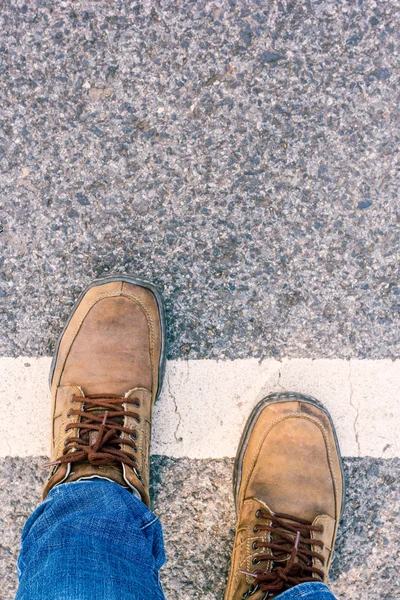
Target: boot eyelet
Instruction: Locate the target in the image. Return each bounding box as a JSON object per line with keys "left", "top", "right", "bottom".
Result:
{"left": 133, "top": 398, "right": 141, "bottom": 407}
{"left": 252, "top": 541, "right": 258, "bottom": 550}
{"left": 255, "top": 510, "right": 262, "bottom": 519}
{"left": 253, "top": 526, "right": 259, "bottom": 533}
{"left": 135, "top": 417, "right": 141, "bottom": 423}
{"left": 252, "top": 557, "right": 260, "bottom": 565}
{"left": 130, "top": 432, "right": 138, "bottom": 440}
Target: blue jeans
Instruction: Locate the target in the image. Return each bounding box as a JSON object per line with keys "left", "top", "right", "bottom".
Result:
{"left": 278, "top": 583, "right": 337, "bottom": 599}
{"left": 17, "top": 480, "right": 166, "bottom": 600}
{"left": 16, "top": 479, "right": 337, "bottom": 600}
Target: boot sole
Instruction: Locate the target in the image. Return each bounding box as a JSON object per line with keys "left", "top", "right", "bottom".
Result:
{"left": 233, "top": 391, "right": 346, "bottom": 519}
{"left": 48, "top": 274, "right": 167, "bottom": 402}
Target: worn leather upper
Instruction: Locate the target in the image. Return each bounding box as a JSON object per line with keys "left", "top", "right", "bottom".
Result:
{"left": 224, "top": 395, "right": 343, "bottom": 600}
{"left": 43, "top": 280, "right": 163, "bottom": 506}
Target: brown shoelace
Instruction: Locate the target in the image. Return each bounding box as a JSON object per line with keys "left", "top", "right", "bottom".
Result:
{"left": 45, "top": 394, "right": 141, "bottom": 477}
{"left": 239, "top": 509, "right": 325, "bottom": 599}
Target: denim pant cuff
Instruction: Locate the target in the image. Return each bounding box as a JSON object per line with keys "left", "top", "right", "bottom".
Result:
{"left": 277, "top": 582, "right": 336, "bottom": 599}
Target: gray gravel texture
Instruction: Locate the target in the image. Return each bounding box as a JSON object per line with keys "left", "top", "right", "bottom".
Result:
{"left": 1, "top": 456, "right": 399, "bottom": 600}
{"left": 1, "top": 0, "right": 399, "bottom": 361}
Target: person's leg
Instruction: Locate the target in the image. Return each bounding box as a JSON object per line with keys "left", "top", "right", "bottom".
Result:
{"left": 17, "top": 480, "right": 165, "bottom": 600}
{"left": 224, "top": 392, "right": 344, "bottom": 600}
{"left": 16, "top": 276, "right": 167, "bottom": 599}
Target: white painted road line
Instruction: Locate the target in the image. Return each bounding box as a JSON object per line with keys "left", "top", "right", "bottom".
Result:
{"left": 0, "top": 357, "right": 399, "bottom": 459}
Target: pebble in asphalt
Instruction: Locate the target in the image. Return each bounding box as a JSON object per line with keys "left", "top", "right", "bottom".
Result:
{"left": 0, "top": 1, "right": 399, "bottom": 361}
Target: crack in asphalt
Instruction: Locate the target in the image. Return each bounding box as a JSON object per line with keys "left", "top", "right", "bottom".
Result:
{"left": 277, "top": 367, "right": 287, "bottom": 392}
{"left": 167, "top": 363, "right": 184, "bottom": 444}
{"left": 348, "top": 360, "right": 361, "bottom": 456}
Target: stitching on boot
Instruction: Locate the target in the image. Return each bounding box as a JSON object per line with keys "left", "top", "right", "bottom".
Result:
{"left": 241, "top": 413, "right": 340, "bottom": 520}
{"left": 53, "top": 291, "right": 157, "bottom": 395}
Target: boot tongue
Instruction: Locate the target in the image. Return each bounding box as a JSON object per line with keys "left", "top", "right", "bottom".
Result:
{"left": 65, "top": 462, "right": 128, "bottom": 488}
{"left": 65, "top": 404, "right": 128, "bottom": 487}
{"left": 268, "top": 515, "right": 308, "bottom": 571}
{"left": 252, "top": 500, "right": 314, "bottom": 595}
{"left": 255, "top": 500, "right": 304, "bottom": 557}
{"left": 86, "top": 405, "right": 123, "bottom": 446}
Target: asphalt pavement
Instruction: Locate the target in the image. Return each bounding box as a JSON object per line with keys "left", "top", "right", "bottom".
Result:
{"left": 1, "top": 2, "right": 399, "bottom": 599}
{"left": 1, "top": 0, "right": 399, "bottom": 361}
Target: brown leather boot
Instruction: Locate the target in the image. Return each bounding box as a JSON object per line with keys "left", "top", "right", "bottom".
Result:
{"left": 224, "top": 392, "right": 344, "bottom": 600}
{"left": 43, "top": 275, "right": 166, "bottom": 506}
